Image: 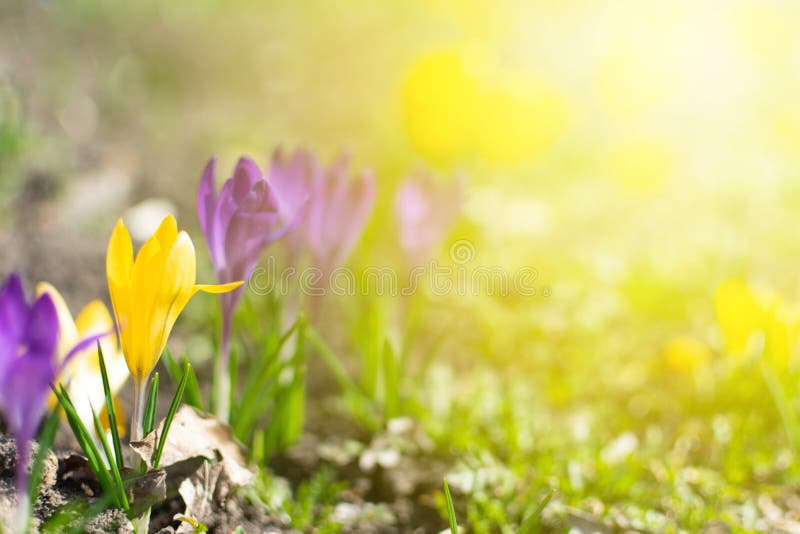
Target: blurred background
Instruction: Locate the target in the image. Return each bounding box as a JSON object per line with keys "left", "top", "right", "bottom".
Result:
{"left": 4, "top": 0, "right": 800, "bottom": 527}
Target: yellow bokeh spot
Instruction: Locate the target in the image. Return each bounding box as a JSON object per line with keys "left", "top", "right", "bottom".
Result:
{"left": 403, "top": 50, "right": 478, "bottom": 165}
{"left": 403, "top": 49, "right": 567, "bottom": 166}
{"left": 609, "top": 139, "right": 670, "bottom": 194}
{"left": 474, "top": 73, "right": 567, "bottom": 164}
{"left": 663, "top": 336, "right": 711, "bottom": 373}
{"left": 714, "top": 278, "right": 766, "bottom": 356}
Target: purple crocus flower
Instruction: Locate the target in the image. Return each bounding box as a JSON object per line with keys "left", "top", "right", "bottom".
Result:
{"left": 0, "top": 273, "right": 101, "bottom": 515}
{"left": 301, "top": 153, "right": 376, "bottom": 272}
{"left": 395, "top": 173, "right": 463, "bottom": 265}
{"left": 268, "top": 147, "right": 321, "bottom": 263}
{"left": 197, "top": 157, "right": 304, "bottom": 419}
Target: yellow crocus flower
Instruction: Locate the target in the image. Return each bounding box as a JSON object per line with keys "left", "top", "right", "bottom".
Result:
{"left": 106, "top": 214, "right": 242, "bottom": 438}
{"left": 36, "top": 282, "right": 129, "bottom": 435}
{"left": 663, "top": 336, "right": 711, "bottom": 374}
{"left": 714, "top": 278, "right": 767, "bottom": 357}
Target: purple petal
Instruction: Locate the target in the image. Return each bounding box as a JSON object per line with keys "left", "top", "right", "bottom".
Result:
{"left": 331, "top": 171, "right": 376, "bottom": 265}
{"left": 0, "top": 354, "right": 53, "bottom": 438}
{"left": 24, "top": 293, "right": 59, "bottom": 361}
{"left": 197, "top": 157, "right": 218, "bottom": 243}
{"left": 210, "top": 179, "right": 238, "bottom": 272}
{"left": 231, "top": 157, "right": 263, "bottom": 203}
{"left": 61, "top": 332, "right": 111, "bottom": 371}
{"left": 0, "top": 273, "right": 29, "bottom": 346}
{"left": 0, "top": 274, "right": 28, "bottom": 379}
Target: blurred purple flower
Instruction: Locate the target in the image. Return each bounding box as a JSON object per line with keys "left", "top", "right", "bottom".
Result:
{"left": 0, "top": 273, "right": 101, "bottom": 506}
{"left": 268, "top": 147, "right": 320, "bottom": 262}
{"left": 395, "top": 173, "right": 463, "bottom": 264}
{"left": 299, "top": 153, "right": 376, "bottom": 271}
{"left": 197, "top": 156, "right": 304, "bottom": 357}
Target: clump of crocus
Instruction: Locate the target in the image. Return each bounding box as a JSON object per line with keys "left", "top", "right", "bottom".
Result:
{"left": 106, "top": 214, "right": 242, "bottom": 441}
{"left": 297, "top": 153, "right": 376, "bottom": 273}
{"left": 197, "top": 156, "right": 304, "bottom": 420}
{"left": 394, "top": 173, "right": 463, "bottom": 266}
{"left": 0, "top": 274, "right": 103, "bottom": 531}
{"left": 36, "top": 282, "right": 129, "bottom": 437}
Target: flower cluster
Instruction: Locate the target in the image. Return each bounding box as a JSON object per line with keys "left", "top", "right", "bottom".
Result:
{"left": 0, "top": 144, "right": 461, "bottom": 531}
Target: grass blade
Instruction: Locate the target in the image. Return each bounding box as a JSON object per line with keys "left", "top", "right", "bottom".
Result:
{"left": 143, "top": 372, "right": 159, "bottom": 435}
{"left": 163, "top": 350, "right": 202, "bottom": 410}
{"left": 182, "top": 354, "right": 203, "bottom": 410}
{"left": 52, "top": 386, "right": 119, "bottom": 507}
{"left": 153, "top": 360, "right": 191, "bottom": 468}
{"left": 443, "top": 478, "right": 458, "bottom": 534}
{"left": 305, "top": 325, "right": 362, "bottom": 396}
{"left": 519, "top": 488, "right": 555, "bottom": 534}
{"left": 97, "top": 342, "right": 124, "bottom": 470}
{"left": 90, "top": 406, "right": 129, "bottom": 511}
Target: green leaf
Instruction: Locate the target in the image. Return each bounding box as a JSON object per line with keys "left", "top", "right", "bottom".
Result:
{"left": 143, "top": 372, "right": 159, "bottom": 435}
{"left": 518, "top": 488, "right": 555, "bottom": 534}
{"left": 97, "top": 342, "right": 124, "bottom": 470}
{"left": 305, "top": 325, "right": 362, "bottom": 397}
{"left": 443, "top": 478, "right": 458, "bottom": 534}
{"left": 91, "top": 406, "right": 130, "bottom": 511}
{"left": 153, "top": 360, "right": 191, "bottom": 468}
{"left": 382, "top": 338, "right": 400, "bottom": 420}
{"left": 52, "top": 386, "right": 121, "bottom": 508}
{"left": 163, "top": 350, "right": 202, "bottom": 410}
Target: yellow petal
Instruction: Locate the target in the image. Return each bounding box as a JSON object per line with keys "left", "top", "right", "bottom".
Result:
{"left": 75, "top": 299, "right": 114, "bottom": 334}
{"left": 107, "top": 219, "right": 137, "bottom": 381}
{"left": 107, "top": 219, "right": 134, "bottom": 291}
{"left": 35, "top": 282, "right": 78, "bottom": 361}
{"left": 150, "top": 231, "right": 199, "bottom": 366}
{"left": 714, "top": 278, "right": 766, "bottom": 356}
{"left": 99, "top": 395, "right": 127, "bottom": 438}
{"left": 75, "top": 300, "right": 116, "bottom": 372}
{"left": 195, "top": 281, "right": 245, "bottom": 294}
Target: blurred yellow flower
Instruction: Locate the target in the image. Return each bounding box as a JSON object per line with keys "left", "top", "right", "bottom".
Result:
{"left": 474, "top": 73, "right": 567, "bottom": 164}
{"left": 714, "top": 278, "right": 766, "bottom": 357}
{"left": 403, "top": 50, "right": 477, "bottom": 165}
{"left": 403, "top": 49, "right": 567, "bottom": 166}
{"left": 106, "top": 214, "right": 242, "bottom": 386}
{"left": 36, "top": 282, "right": 129, "bottom": 434}
{"left": 762, "top": 298, "right": 800, "bottom": 367}
{"left": 663, "top": 336, "right": 711, "bottom": 373}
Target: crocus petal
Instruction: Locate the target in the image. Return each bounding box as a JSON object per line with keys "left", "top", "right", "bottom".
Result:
{"left": 61, "top": 332, "right": 110, "bottom": 369}
{"left": 231, "top": 157, "right": 263, "bottom": 203}
{"left": 0, "top": 274, "right": 28, "bottom": 382}
{"left": 25, "top": 294, "right": 60, "bottom": 360}
{"left": 0, "top": 354, "right": 53, "bottom": 439}
{"left": 35, "top": 282, "right": 79, "bottom": 361}
{"left": 107, "top": 219, "right": 134, "bottom": 348}
{"left": 333, "top": 171, "right": 376, "bottom": 265}
{"left": 197, "top": 157, "right": 218, "bottom": 241}
{"left": 0, "top": 273, "right": 28, "bottom": 346}
{"left": 195, "top": 281, "right": 245, "bottom": 294}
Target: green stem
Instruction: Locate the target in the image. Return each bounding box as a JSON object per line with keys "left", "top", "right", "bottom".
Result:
{"left": 130, "top": 378, "right": 151, "bottom": 534}
{"left": 131, "top": 379, "right": 147, "bottom": 442}
{"left": 760, "top": 361, "right": 800, "bottom": 451}
{"left": 213, "top": 346, "right": 231, "bottom": 423}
